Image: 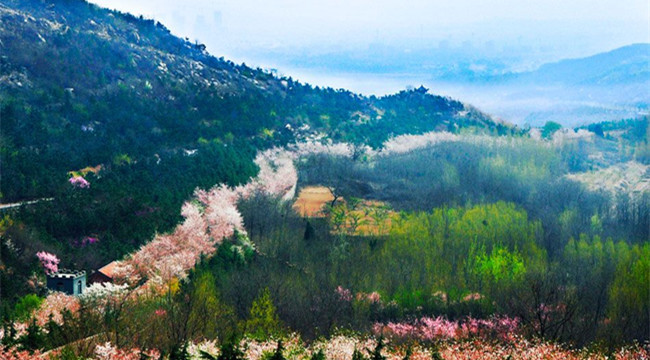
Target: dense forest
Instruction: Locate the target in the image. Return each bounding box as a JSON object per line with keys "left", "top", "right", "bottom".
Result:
{"left": 0, "top": 0, "right": 648, "bottom": 359}
{"left": 294, "top": 130, "right": 649, "bottom": 344}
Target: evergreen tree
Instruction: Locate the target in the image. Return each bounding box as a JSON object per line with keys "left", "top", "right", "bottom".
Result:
{"left": 212, "top": 340, "right": 246, "bottom": 360}
{"left": 310, "top": 349, "right": 326, "bottom": 360}
{"left": 245, "top": 288, "right": 283, "bottom": 340}
{"left": 402, "top": 347, "right": 412, "bottom": 360}
{"left": 352, "top": 349, "right": 367, "bottom": 360}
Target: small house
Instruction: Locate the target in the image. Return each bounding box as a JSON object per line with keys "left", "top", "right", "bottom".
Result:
{"left": 88, "top": 261, "right": 117, "bottom": 284}
{"left": 46, "top": 269, "right": 86, "bottom": 296}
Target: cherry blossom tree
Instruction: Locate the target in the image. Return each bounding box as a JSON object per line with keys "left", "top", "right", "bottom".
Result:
{"left": 68, "top": 176, "right": 90, "bottom": 188}
{"left": 35, "top": 251, "right": 59, "bottom": 274}
{"left": 112, "top": 148, "right": 299, "bottom": 288}
{"left": 373, "top": 315, "right": 520, "bottom": 342}
{"left": 380, "top": 131, "right": 460, "bottom": 155}
{"left": 33, "top": 292, "right": 79, "bottom": 326}
{"left": 239, "top": 148, "right": 298, "bottom": 201}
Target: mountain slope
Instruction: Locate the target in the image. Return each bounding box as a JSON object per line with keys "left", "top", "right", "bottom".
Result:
{"left": 0, "top": 0, "right": 510, "bottom": 294}
{"left": 0, "top": 0, "right": 507, "bottom": 202}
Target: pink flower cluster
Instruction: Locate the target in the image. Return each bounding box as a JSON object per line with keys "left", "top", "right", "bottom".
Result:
{"left": 0, "top": 347, "right": 43, "bottom": 360}
{"left": 73, "top": 236, "right": 99, "bottom": 247}
{"left": 84, "top": 236, "right": 99, "bottom": 244}
{"left": 434, "top": 338, "right": 650, "bottom": 360}
{"left": 336, "top": 286, "right": 353, "bottom": 302}
{"left": 356, "top": 291, "right": 382, "bottom": 304}
{"left": 374, "top": 315, "right": 520, "bottom": 342}
{"left": 69, "top": 176, "right": 90, "bottom": 188}
{"left": 36, "top": 251, "right": 60, "bottom": 274}
{"left": 462, "top": 292, "right": 483, "bottom": 302}
{"left": 33, "top": 292, "right": 80, "bottom": 326}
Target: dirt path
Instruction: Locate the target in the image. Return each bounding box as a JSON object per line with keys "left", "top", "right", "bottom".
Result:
{"left": 0, "top": 197, "right": 54, "bottom": 211}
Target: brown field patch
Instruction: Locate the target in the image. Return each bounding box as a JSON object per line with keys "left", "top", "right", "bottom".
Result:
{"left": 293, "top": 186, "right": 335, "bottom": 217}
{"left": 294, "top": 186, "right": 395, "bottom": 235}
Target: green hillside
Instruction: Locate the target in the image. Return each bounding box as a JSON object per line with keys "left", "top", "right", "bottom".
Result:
{"left": 0, "top": 0, "right": 506, "bottom": 201}
{"left": 0, "top": 0, "right": 508, "bottom": 308}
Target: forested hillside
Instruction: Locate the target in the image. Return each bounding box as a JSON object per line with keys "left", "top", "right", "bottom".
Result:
{"left": 1, "top": 0, "right": 500, "bottom": 203}
{"left": 0, "top": 0, "right": 504, "bottom": 303}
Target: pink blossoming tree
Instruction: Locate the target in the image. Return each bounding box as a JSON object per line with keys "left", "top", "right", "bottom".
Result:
{"left": 112, "top": 148, "right": 298, "bottom": 288}
{"left": 69, "top": 176, "right": 90, "bottom": 188}
{"left": 36, "top": 251, "right": 60, "bottom": 274}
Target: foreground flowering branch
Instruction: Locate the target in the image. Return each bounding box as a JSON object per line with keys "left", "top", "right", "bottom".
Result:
{"left": 43, "top": 335, "right": 647, "bottom": 360}
{"left": 374, "top": 316, "right": 520, "bottom": 342}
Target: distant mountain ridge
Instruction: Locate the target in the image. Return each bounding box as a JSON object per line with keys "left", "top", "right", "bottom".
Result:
{"left": 428, "top": 43, "right": 650, "bottom": 127}
{"left": 515, "top": 43, "right": 650, "bottom": 86}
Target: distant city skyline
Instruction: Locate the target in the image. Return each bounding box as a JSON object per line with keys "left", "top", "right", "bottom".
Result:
{"left": 90, "top": 0, "right": 648, "bottom": 68}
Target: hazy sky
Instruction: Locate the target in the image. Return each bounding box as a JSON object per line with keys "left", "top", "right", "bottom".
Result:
{"left": 90, "top": 0, "right": 648, "bottom": 62}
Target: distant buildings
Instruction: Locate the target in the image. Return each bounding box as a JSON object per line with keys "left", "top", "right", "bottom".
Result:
{"left": 46, "top": 269, "right": 86, "bottom": 296}
{"left": 88, "top": 261, "right": 118, "bottom": 285}
{"left": 46, "top": 262, "right": 118, "bottom": 295}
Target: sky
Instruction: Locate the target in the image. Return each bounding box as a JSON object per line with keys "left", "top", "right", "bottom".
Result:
{"left": 89, "top": 0, "right": 649, "bottom": 64}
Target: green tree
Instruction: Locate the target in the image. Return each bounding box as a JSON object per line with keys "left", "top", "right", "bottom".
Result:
{"left": 245, "top": 288, "right": 283, "bottom": 340}
{"left": 542, "top": 121, "right": 562, "bottom": 139}
{"left": 368, "top": 336, "right": 386, "bottom": 360}
{"left": 352, "top": 349, "right": 367, "bottom": 360}
{"left": 472, "top": 245, "right": 526, "bottom": 293}
{"left": 188, "top": 271, "right": 238, "bottom": 340}
{"left": 310, "top": 349, "right": 326, "bottom": 360}
{"left": 12, "top": 294, "right": 43, "bottom": 322}
{"left": 269, "top": 340, "right": 286, "bottom": 360}
{"left": 212, "top": 340, "right": 246, "bottom": 360}
{"left": 606, "top": 243, "right": 650, "bottom": 343}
